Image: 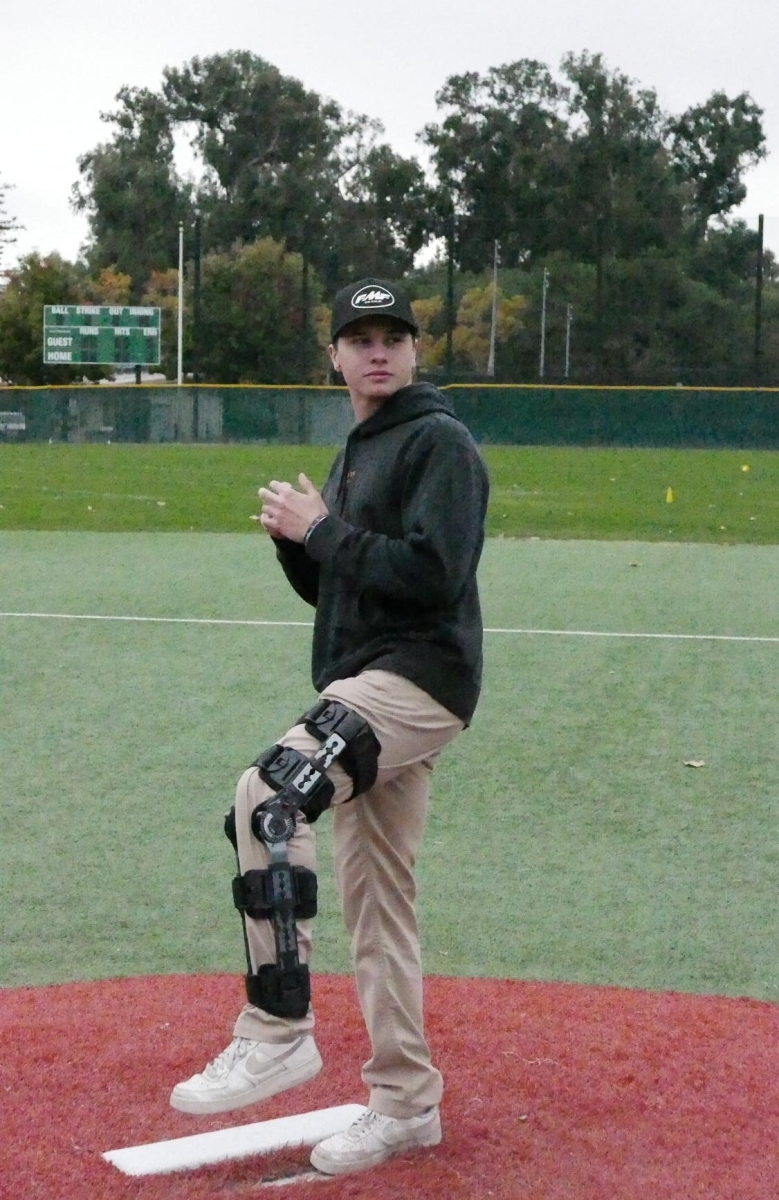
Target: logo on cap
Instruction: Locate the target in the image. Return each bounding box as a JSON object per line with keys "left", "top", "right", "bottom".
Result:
{"left": 351, "top": 286, "right": 394, "bottom": 310}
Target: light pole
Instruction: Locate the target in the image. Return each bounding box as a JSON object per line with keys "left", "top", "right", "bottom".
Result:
{"left": 177, "top": 221, "right": 184, "bottom": 386}
{"left": 193, "top": 215, "right": 202, "bottom": 381}
{"left": 487, "top": 240, "right": 499, "bottom": 377}
{"left": 564, "top": 304, "right": 573, "bottom": 379}
{"left": 539, "top": 267, "right": 550, "bottom": 380}
{"left": 754, "top": 213, "right": 764, "bottom": 383}
{"left": 444, "top": 193, "right": 456, "bottom": 380}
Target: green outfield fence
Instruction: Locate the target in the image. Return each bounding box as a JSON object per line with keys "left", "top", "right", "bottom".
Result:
{"left": 2, "top": 383, "right": 779, "bottom": 447}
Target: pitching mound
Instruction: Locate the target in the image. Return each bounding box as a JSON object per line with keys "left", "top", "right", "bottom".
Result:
{"left": 3, "top": 973, "right": 778, "bottom": 1198}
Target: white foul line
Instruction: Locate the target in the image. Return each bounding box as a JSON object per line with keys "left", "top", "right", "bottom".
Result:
{"left": 0, "top": 610, "right": 778, "bottom": 644}
{"left": 485, "top": 626, "right": 779, "bottom": 644}
{"left": 0, "top": 611, "right": 313, "bottom": 628}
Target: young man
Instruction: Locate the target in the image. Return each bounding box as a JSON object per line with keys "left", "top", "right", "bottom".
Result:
{"left": 170, "top": 278, "right": 489, "bottom": 1176}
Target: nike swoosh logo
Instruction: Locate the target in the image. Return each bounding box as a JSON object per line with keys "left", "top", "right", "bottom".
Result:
{"left": 245, "top": 1037, "right": 305, "bottom": 1076}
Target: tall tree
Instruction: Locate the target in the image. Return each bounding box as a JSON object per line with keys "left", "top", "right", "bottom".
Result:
{"left": 0, "top": 253, "right": 101, "bottom": 384}
{"left": 75, "top": 53, "right": 435, "bottom": 301}
{"left": 556, "top": 53, "right": 687, "bottom": 370}
{"left": 328, "top": 144, "right": 436, "bottom": 284}
{"left": 162, "top": 51, "right": 435, "bottom": 291}
{"left": 422, "top": 60, "right": 569, "bottom": 270}
{"left": 194, "top": 236, "right": 320, "bottom": 384}
{"left": 422, "top": 54, "right": 692, "bottom": 276}
{"left": 669, "top": 92, "right": 767, "bottom": 234}
{"left": 72, "top": 86, "right": 190, "bottom": 291}
{"left": 161, "top": 51, "right": 345, "bottom": 258}
{"left": 559, "top": 52, "right": 685, "bottom": 262}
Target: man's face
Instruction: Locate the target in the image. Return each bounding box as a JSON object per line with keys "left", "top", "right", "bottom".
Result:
{"left": 329, "top": 317, "right": 417, "bottom": 404}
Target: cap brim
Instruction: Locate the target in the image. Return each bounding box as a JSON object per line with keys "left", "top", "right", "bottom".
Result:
{"left": 332, "top": 314, "right": 418, "bottom": 340}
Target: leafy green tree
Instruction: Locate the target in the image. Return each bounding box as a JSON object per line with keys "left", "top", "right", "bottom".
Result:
{"left": 74, "top": 53, "right": 433, "bottom": 300}
{"left": 556, "top": 53, "right": 689, "bottom": 370}
{"left": 423, "top": 54, "right": 689, "bottom": 273}
{"left": 162, "top": 51, "right": 435, "bottom": 291}
{"left": 329, "top": 144, "right": 436, "bottom": 283}
{"left": 559, "top": 52, "right": 686, "bottom": 262}
{"left": 161, "top": 52, "right": 344, "bottom": 259}
{"left": 422, "top": 55, "right": 766, "bottom": 272}
{"left": 669, "top": 92, "right": 767, "bottom": 234}
{"left": 194, "top": 237, "right": 320, "bottom": 383}
{"left": 0, "top": 253, "right": 102, "bottom": 384}
{"left": 72, "top": 87, "right": 190, "bottom": 291}
{"left": 422, "top": 60, "right": 569, "bottom": 270}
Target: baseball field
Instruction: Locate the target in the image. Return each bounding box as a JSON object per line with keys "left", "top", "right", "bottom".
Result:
{"left": 1, "top": 442, "right": 778, "bottom": 1196}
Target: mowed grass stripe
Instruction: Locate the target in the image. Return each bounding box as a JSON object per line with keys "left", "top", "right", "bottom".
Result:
{"left": 2, "top": 612, "right": 777, "bottom": 999}
{"left": 2, "top": 443, "right": 779, "bottom": 542}
{"left": 2, "top": 536, "right": 778, "bottom": 999}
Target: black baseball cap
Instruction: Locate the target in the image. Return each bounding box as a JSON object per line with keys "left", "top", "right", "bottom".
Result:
{"left": 330, "top": 278, "right": 419, "bottom": 341}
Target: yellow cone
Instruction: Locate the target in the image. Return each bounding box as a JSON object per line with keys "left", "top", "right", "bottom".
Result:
{"left": 666, "top": 487, "right": 674, "bottom": 503}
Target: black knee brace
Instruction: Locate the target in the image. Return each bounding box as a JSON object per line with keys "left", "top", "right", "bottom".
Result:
{"left": 252, "top": 698, "right": 381, "bottom": 833}
{"left": 226, "top": 804, "right": 316, "bottom": 1019}
{"left": 229, "top": 700, "right": 380, "bottom": 1020}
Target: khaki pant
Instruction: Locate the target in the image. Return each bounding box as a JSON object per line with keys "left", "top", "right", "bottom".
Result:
{"left": 231, "top": 669, "right": 463, "bottom": 1117}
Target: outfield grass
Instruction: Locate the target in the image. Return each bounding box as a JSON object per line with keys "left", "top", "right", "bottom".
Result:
{"left": 1, "top": 442, "right": 778, "bottom": 542}
{"left": 3, "top": 442, "right": 777, "bottom": 1000}
{"left": 2, "top": 533, "right": 778, "bottom": 1001}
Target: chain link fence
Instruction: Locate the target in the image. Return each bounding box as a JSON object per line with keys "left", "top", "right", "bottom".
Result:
{"left": 2, "top": 383, "right": 779, "bottom": 448}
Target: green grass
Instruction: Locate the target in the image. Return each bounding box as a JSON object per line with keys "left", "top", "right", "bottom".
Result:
{"left": 1, "top": 443, "right": 778, "bottom": 542}
{"left": 2, "top": 533, "right": 778, "bottom": 1001}
{"left": 485, "top": 446, "right": 779, "bottom": 543}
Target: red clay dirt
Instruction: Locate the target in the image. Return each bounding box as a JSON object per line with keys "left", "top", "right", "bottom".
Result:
{"left": 1, "top": 972, "right": 777, "bottom": 1199}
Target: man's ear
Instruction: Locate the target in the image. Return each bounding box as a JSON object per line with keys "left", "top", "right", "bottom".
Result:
{"left": 327, "top": 342, "right": 339, "bottom": 372}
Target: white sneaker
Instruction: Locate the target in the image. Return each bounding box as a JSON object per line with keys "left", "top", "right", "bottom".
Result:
{"left": 310, "top": 1106, "right": 441, "bottom": 1175}
{"left": 170, "top": 1034, "right": 322, "bottom": 1115}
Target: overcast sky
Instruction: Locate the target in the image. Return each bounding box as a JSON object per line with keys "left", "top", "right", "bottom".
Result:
{"left": 2, "top": 0, "right": 778, "bottom": 267}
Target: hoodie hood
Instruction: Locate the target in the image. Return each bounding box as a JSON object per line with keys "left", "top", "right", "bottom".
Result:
{"left": 351, "top": 382, "right": 456, "bottom": 439}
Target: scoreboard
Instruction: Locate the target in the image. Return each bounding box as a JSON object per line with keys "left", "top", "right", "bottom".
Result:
{"left": 43, "top": 305, "right": 161, "bottom": 366}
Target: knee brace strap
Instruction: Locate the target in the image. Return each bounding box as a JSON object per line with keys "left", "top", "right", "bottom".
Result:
{"left": 253, "top": 743, "right": 336, "bottom": 828}
{"left": 232, "top": 864, "right": 317, "bottom": 920}
{"left": 245, "top": 962, "right": 311, "bottom": 1020}
{"left": 300, "top": 699, "right": 381, "bottom": 799}
{"left": 249, "top": 701, "right": 380, "bottom": 834}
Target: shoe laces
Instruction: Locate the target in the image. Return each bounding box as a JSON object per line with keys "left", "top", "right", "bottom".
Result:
{"left": 344, "top": 1110, "right": 388, "bottom": 1142}
{"left": 203, "top": 1037, "right": 254, "bottom": 1080}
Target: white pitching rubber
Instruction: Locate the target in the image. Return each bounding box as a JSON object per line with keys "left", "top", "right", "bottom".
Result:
{"left": 103, "top": 1104, "right": 368, "bottom": 1176}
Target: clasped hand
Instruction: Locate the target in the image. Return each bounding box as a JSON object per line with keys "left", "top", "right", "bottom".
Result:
{"left": 258, "top": 473, "right": 328, "bottom": 543}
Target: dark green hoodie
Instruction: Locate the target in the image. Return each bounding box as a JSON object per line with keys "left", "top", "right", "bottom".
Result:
{"left": 273, "top": 382, "right": 490, "bottom": 723}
